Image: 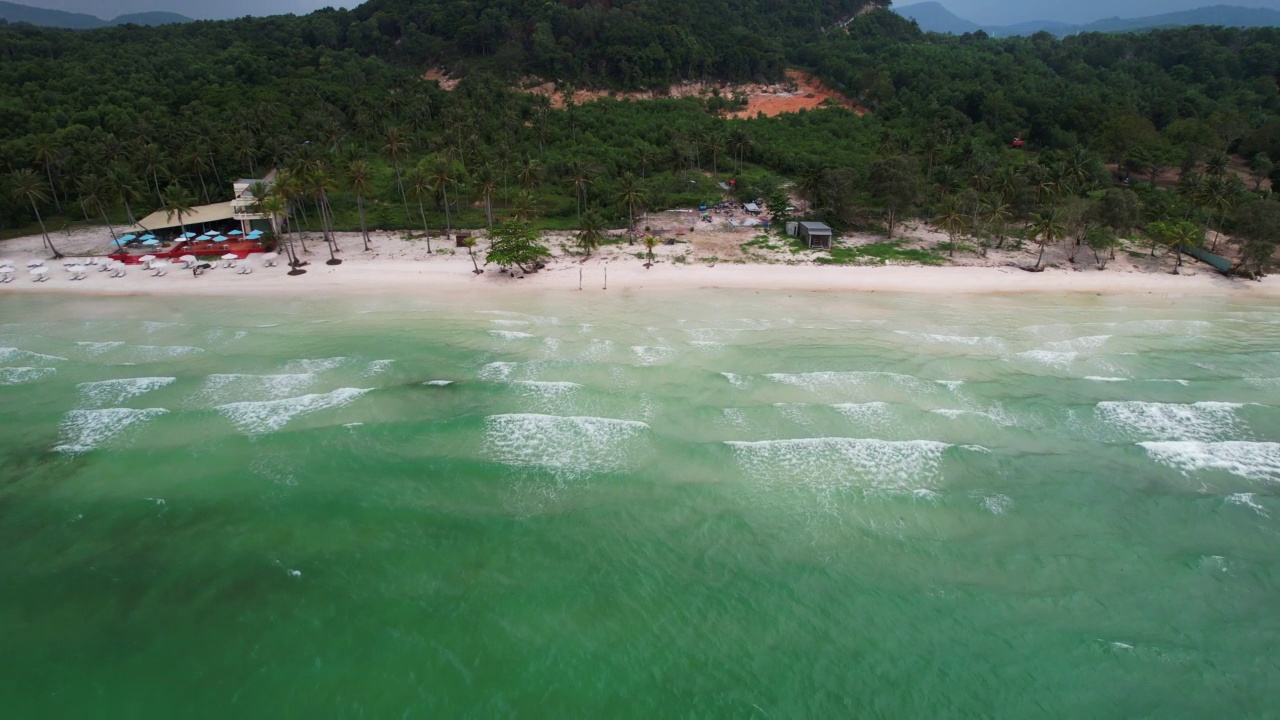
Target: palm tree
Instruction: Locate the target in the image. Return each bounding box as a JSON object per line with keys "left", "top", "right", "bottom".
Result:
{"left": 935, "top": 196, "right": 967, "bottom": 257}
{"left": 273, "top": 170, "right": 308, "bottom": 255}
{"left": 309, "top": 170, "right": 342, "bottom": 264}
{"left": 382, "top": 127, "right": 410, "bottom": 218}
{"left": 642, "top": 235, "right": 659, "bottom": 268}
{"left": 617, "top": 173, "right": 647, "bottom": 245}
{"left": 460, "top": 235, "right": 482, "bottom": 274}
{"left": 729, "top": 128, "right": 752, "bottom": 174}
{"left": 347, "top": 160, "right": 374, "bottom": 251}
{"left": 162, "top": 184, "right": 196, "bottom": 239}
{"left": 566, "top": 159, "right": 594, "bottom": 221}
{"left": 78, "top": 175, "right": 117, "bottom": 240}
{"left": 406, "top": 164, "right": 434, "bottom": 253}
{"left": 577, "top": 210, "right": 606, "bottom": 256}
{"left": 427, "top": 156, "right": 459, "bottom": 242}
{"left": 979, "top": 199, "right": 1012, "bottom": 253}
{"left": 1029, "top": 208, "right": 1065, "bottom": 270}
{"left": 475, "top": 164, "right": 499, "bottom": 229}
{"left": 512, "top": 190, "right": 537, "bottom": 222}
{"left": 10, "top": 168, "right": 63, "bottom": 258}
{"left": 518, "top": 155, "right": 543, "bottom": 191}
{"left": 106, "top": 165, "right": 144, "bottom": 226}
{"left": 139, "top": 143, "right": 167, "bottom": 204}
{"left": 705, "top": 135, "right": 725, "bottom": 177}
{"left": 31, "top": 134, "right": 62, "bottom": 211}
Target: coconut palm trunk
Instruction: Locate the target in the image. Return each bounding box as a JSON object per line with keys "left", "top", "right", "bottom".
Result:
{"left": 29, "top": 200, "right": 62, "bottom": 258}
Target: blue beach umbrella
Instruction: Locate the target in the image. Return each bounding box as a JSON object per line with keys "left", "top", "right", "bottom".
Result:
{"left": 228, "top": 230, "right": 244, "bottom": 236}
{"left": 213, "top": 236, "right": 228, "bottom": 243}
{"left": 181, "top": 232, "right": 196, "bottom": 238}
{"left": 196, "top": 234, "right": 211, "bottom": 241}
{"left": 140, "top": 234, "right": 156, "bottom": 240}
{"left": 142, "top": 239, "right": 160, "bottom": 246}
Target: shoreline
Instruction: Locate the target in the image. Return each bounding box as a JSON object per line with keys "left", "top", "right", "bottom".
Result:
{"left": 1, "top": 253, "right": 1273, "bottom": 299}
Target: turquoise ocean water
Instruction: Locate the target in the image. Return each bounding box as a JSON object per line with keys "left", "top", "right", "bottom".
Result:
{"left": 1, "top": 289, "right": 1279, "bottom": 716}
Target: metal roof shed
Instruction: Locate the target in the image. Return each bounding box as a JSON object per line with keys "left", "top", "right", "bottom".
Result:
{"left": 797, "top": 221, "right": 833, "bottom": 249}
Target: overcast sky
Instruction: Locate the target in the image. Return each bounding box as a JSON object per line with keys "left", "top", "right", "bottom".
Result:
{"left": 17, "top": 0, "right": 356, "bottom": 20}
{"left": 20, "top": 0, "right": 1280, "bottom": 24}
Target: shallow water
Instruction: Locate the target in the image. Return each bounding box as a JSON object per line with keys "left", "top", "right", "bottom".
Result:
{"left": 2, "top": 290, "right": 1279, "bottom": 716}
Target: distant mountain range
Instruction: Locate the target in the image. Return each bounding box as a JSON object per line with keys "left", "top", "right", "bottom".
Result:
{"left": 0, "top": 1, "right": 191, "bottom": 28}
{"left": 896, "top": 2, "right": 1280, "bottom": 37}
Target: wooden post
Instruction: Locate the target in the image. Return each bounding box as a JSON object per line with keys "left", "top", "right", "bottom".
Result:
{"left": 579, "top": 266, "right": 583, "bottom": 290}
{"left": 603, "top": 266, "right": 607, "bottom": 290}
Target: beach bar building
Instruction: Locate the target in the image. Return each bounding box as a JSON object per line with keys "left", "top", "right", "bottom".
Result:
{"left": 797, "top": 221, "right": 833, "bottom": 249}
{"left": 126, "top": 175, "right": 276, "bottom": 237}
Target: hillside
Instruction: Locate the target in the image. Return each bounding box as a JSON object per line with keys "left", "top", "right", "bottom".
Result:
{"left": 897, "top": 1, "right": 1280, "bottom": 36}
{"left": 348, "top": 0, "right": 885, "bottom": 86}
{"left": 0, "top": 1, "right": 190, "bottom": 28}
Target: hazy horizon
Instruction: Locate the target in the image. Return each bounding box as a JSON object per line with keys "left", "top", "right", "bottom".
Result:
{"left": 898, "top": 0, "right": 1280, "bottom": 25}
{"left": 13, "top": 0, "right": 1280, "bottom": 24}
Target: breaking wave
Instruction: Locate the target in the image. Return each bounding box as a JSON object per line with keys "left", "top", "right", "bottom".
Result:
{"left": 726, "top": 438, "right": 956, "bottom": 494}
{"left": 0, "top": 367, "right": 57, "bottom": 385}
{"left": 76, "top": 377, "right": 175, "bottom": 408}
{"left": 1096, "top": 401, "right": 1246, "bottom": 442}
{"left": 484, "top": 414, "right": 649, "bottom": 479}
{"left": 216, "top": 388, "right": 370, "bottom": 434}
{"left": 55, "top": 407, "right": 168, "bottom": 454}
{"left": 1139, "top": 441, "right": 1280, "bottom": 483}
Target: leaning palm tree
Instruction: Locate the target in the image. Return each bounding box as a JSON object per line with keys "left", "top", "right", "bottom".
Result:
{"left": 162, "top": 183, "right": 196, "bottom": 240}
{"left": 1029, "top": 208, "right": 1065, "bottom": 270}
{"left": 642, "top": 235, "right": 660, "bottom": 268}
{"left": 566, "top": 159, "right": 594, "bottom": 221}
{"left": 347, "top": 160, "right": 374, "bottom": 251}
{"left": 106, "top": 165, "right": 144, "bottom": 226}
{"left": 273, "top": 170, "right": 308, "bottom": 254}
{"left": 405, "top": 164, "right": 434, "bottom": 253}
{"left": 460, "top": 235, "right": 482, "bottom": 274}
{"left": 616, "top": 173, "right": 647, "bottom": 245}
{"left": 10, "top": 168, "right": 62, "bottom": 258}
{"left": 78, "top": 174, "right": 117, "bottom": 241}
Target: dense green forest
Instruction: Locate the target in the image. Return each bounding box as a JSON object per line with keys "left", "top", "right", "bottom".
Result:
{"left": 2, "top": 0, "right": 1279, "bottom": 274}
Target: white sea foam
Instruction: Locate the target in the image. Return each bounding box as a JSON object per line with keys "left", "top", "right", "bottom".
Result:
{"left": 774, "top": 403, "right": 815, "bottom": 426}
{"left": 1014, "top": 350, "right": 1078, "bottom": 368}
{"left": 281, "top": 356, "right": 348, "bottom": 374}
{"left": 1044, "top": 335, "right": 1111, "bottom": 352}
{"left": 489, "top": 330, "right": 535, "bottom": 341}
{"left": 1227, "top": 492, "right": 1269, "bottom": 516}
{"left": 689, "top": 340, "right": 725, "bottom": 349}
{"left": 1139, "top": 441, "right": 1280, "bottom": 482}
{"left": 77, "top": 377, "right": 176, "bottom": 407}
{"left": 216, "top": 388, "right": 370, "bottom": 434}
{"left": 0, "top": 367, "right": 56, "bottom": 385}
{"left": 1121, "top": 319, "right": 1213, "bottom": 335}
{"left": 722, "top": 408, "right": 749, "bottom": 428}
{"left": 1096, "top": 401, "right": 1245, "bottom": 441}
{"left": 423, "top": 380, "right": 453, "bottom": 386}
{"left": 125, "top": 345, "right": 204, "bottom": 362}
{"left": 489, "top": 319, "right": 530, "bottom": 327}
{"left": 937, "top": 380, "right": 965, "bottom": 391}
{"left": 895, "top": 331, "right": 1005, "bottom": 350}
{"left": 0, "top": 347, "right": 66, "bottom": 363}
{"left": 577, "top": 339, "right": 614, "bottom": 362}
{"left": 141, "top": 321, "right": 178, "bottom": 333}
{"left": 727, "top": 438, "right": 953, "bottom": 494}
{"left": 364, "top": 359, "right": 394, "bottom": 376}
{"left": 201, "top": 373, "right": 316, "bottom": 401}
{"left": 631, "top": 345, "right": 677, "bottom": 365}
{"left": 484, "top": 414, "right": 649, "bottom": 478}
{"left": 75, "top": 341, "right": 125, "bottom": 355}
{"left": 512, "top": 380, "right": 583, "bottom": 396}
{"left": 478, "top": 361, "right": 516, "bottom": 381}
{"left": 54, "top": 407, "right": 168, "bottom": 454}
{"left": 832, "top": 402, "right": 892, "bottom": 426}
{"left": 766, "top": 371, "right": 936, "bottom": 396}
{"left": 721, "top": 372, "right": 750, "bottom": 389}
{"left": 1085, "top": 376, "right": 1129, "bottom": 382}
{"left": 977, "top": 493, "right": 1013, "bottom": 514}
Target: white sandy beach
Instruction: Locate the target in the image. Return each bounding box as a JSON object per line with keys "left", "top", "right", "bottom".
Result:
{"left": 1, "top": 226, "right": 1274, "bottom": 299}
